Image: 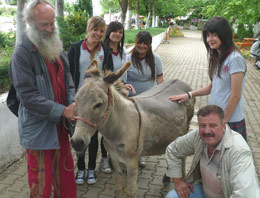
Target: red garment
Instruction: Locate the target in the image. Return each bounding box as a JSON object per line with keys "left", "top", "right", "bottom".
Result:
{"left": 26, "top": 129, "right": 76, "bottom": 198}
{"left": 112, "top": 51, "right": 119, "bottom": 56}
{"left": 45, "top": 58, "right": 66, "bottom": 105}
{"left": 26, "top": 59, "right": 77, "bottom": 198}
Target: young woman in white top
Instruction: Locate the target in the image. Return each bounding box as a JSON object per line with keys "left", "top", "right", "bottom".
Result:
{"left": 68, "top": 16, "right": 113, "bottom": 185}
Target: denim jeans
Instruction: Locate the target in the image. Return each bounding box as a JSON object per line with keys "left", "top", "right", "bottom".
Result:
{"left": 166, "top": 184, "right": 204, "bottom": 198}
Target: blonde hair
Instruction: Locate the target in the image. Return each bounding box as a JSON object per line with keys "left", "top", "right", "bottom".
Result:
{"left": 85, "top": 16, "right": 106, "bottom": 60}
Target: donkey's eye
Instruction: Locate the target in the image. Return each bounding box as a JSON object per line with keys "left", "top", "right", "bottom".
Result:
{"left": 94, "top": 103, "right": 102, "bottom": 109}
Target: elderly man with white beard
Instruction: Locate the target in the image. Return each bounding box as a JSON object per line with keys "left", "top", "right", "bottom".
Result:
{"left": 8, "top": 0, "right": 77, "bottom": 197}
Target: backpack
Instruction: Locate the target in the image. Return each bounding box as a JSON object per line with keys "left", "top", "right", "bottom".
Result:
{"left": 6, "top": 83, "right": 19, "bottom": 117}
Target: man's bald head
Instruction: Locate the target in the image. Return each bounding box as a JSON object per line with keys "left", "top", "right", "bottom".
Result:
{"left": 24, "top": 0, "right": 54, "bottom": 25}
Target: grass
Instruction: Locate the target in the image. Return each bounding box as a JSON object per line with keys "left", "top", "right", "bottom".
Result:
{"left": 125, "top": 27, "right": 166, "bottom": 44}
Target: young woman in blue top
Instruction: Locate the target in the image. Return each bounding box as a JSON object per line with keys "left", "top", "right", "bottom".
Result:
{"left": 127, "top": 31, "right": 164, "bottom": 96}
{"left": 169, "top": 17, "right": 247, "bottom": 141}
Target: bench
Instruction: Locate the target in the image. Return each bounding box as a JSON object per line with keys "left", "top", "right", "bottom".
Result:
{"left": 235, "top": 38, "right": 255, "bottom": 52}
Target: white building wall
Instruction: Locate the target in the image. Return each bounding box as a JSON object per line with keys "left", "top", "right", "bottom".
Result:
{"left": 0, "top": 94, "right": 24, "bottom": 173}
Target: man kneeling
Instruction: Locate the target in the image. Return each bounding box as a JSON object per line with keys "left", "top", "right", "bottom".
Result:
{"left": 166, "top": 105, "right": 260, "bottom": 198}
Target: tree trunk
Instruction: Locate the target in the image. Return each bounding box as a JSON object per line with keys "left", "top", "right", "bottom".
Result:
{"left": 118, "top": 0, "right": 128, "bottom": 26}
{"left": 135, "top": 0, "right": 140, "bottom": 29}
{"left": 125, "top": 0, "right": 132, "bottom": 30}
{"left": 155, "top": 16, "right": 159, "bottom": 27}
{"left": 125, "top": 9, "right": 132, "bottom": 30}
{"left": 16, "top": 0, "right": 26, "bottom": 46}
{"left": 152, "top": 1, "right": 155, "bottom": 27}
{"left": 55, "top": 0, "right": 64, "bottom": 18}
{"left": 152, "top": 15, "right": 155, "bottom": 27}
{"left": 253, "top": 21, "right": 260, "bottom": 37}
{"left": 145, "top": 12, "right": 150, "bottom": 29}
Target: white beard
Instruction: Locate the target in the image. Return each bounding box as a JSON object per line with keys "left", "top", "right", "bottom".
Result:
{"left": 26, "top": 24, "right": 63, "bottom": 62}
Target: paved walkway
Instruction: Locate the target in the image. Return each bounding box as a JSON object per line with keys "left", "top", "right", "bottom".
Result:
{"left": 0, "top": 30, "right": 259, "bottom": 198}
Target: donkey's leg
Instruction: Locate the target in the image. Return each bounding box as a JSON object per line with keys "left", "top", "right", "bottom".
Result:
{"left": 125, "top": 157, "right": 139, "bottom": 198}
{"left": 113, "top": 159, "right": 126, "bottom": 198}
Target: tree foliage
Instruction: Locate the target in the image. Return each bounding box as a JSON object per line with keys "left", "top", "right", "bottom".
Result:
{"left": 101, "top": 0, "right": 120, "bottom": 13}
{"left": 199, "top": 0, "right": 260, "bottom": 25}
{"left": 72, "top": 0, "right": 93, "bottom": 18}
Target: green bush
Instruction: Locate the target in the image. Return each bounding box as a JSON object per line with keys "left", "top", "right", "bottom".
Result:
{"left": 0, "top": 32, "right": 7, "bottom": 48}
{"left": 56, "top": 17, "right": 84, "bottom": 51}
{"left": 9, "top": 0, "right": 17, "bottom": 5}
{"left": 0, "top": 31, "right": 15, "bottom": 48}
{"left": 237, "top": 24, "right": 254, "bottom": 40}
{"left": 0, "top": 7, "right": 16, "bottom": 16}
{"left": 65, "top": 12, "right": 88, "bottom": 36}
{"left": 0, "top": 46, "right": 13, "bottom": 94}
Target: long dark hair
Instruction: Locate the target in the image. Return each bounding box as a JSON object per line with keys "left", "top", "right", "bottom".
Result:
{"left": 202, "top": 17, "right": 236, "bottom": 80}
{"left": 103, "top": 21, "right": 125, "bottom": 59}
{"left": 131, "top": 31, "right": 156, "bottom": 81}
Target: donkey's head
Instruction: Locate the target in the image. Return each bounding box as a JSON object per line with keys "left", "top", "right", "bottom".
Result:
{"left": 71, "top": 60, "right": 131, "bottom": 153}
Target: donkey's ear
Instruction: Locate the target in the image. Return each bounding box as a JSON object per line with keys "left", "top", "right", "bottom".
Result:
{"left": 103, "top": 61, "right": 131, "bottom": 84}
{"left": 86, "top": 59, "right": 100, "bottom": 76}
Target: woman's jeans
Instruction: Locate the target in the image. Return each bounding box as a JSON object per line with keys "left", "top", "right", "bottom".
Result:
{"left": 166, "top": 184, "right": 204, "bottom": 198}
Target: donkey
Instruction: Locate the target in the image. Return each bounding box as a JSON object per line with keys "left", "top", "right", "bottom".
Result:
{"left": 71, "top": 60, "right": 195, "bottom": 198}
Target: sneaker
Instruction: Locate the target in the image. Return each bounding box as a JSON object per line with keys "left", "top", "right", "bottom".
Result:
{"left": 75, "top": 169, "right": 85, "bottom": 185}
{"left": 100, "top": 157, "right": 112, "bottom": 173}
{"left": 139, "top": 157, "right": 146, "bottom": 168}
{"left": 87, "top": 169, "right": 97, "bottom": 184}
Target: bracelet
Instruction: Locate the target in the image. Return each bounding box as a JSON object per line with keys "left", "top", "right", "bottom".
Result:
{"left": 187, "top": 91, "right": 192, "bottom": 99}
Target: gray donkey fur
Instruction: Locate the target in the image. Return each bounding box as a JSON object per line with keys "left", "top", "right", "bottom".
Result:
{"left": 71, "top": 60, "right": 195, "bottom": 198}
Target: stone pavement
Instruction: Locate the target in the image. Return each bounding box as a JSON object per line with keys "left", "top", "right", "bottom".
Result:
{"left": 0, "top": 30, "right": 259, "bottom": 198}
